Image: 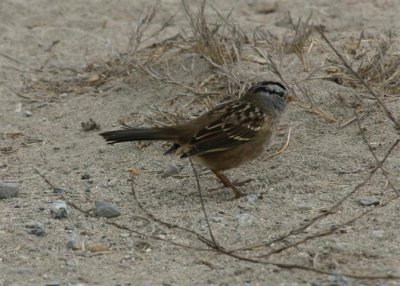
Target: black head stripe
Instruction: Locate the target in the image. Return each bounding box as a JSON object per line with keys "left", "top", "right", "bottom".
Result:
{"left": 250, "top": 81, "right": 287, "bottom": 97}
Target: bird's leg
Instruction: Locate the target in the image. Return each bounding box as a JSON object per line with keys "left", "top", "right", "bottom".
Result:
{"left": 233, "top": 178, "right": 254, "bottom": 186}
{"left": 212, "top": 170, "right": 245, "bottom": 199}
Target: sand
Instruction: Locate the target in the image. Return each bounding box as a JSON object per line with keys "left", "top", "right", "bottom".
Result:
{"left": 0, "top": 1, "right": 399, "bottom": 285}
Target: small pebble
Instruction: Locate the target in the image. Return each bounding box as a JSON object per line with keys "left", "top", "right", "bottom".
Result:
{"left": 162, "top": 162, "right": 179, "bottom": 178}
{"left": 296, "top": 202, "right": 313, "bottom": 210}
{"left": 81, "top": 173, "right": 91, "bottom": 180}
{"left": 328, "top": 273, "right": 349, "bottom": 286}
{"left": 134, "top": 241, "right": 151, "bottom": 252}
{"left": 23, "top": 110, "right": 32, "bottom": 117}
{"left": 46, "top": 282, "right": 60, "bottom": 286}
{"left": 94, "top": 200, "right": 121, "bottom": 218}
{"left": 255, "top": 1, "right": 277, "bottom": 14}
{"left": 236, "top": 213, "right": 254, "bottom": 227}
{"left": 26, "top": 221, "right": 45, "bottom": 236}
{"left": 66, "top": 240, "right": 109, "bottom": 252}
{"left": 0, "top": 181, "right": 19, "bottom": 199}
{"left": 53, "top": 187, "right": 67, "bottom": 194}
{"left": 50, "top": 200, "right": 68, "bottom": 219}
{"left": 372, "top": 230, "right": 384, "bottom": 238}
{"left": 246, "top": 193, "right": 259, "bottom": 203}
{"left": 358, "top": 196, "right": 380, "bottom": 207}
{"left": 211, "top": 217, "right": 223, "bottom": 223}
{"left": 105, "top": 179, "right": 117, "bottom": 187}
{"left": 81, "top": 118, "right": 100, "bottom": 131}
{"left": 66, "top": 240, "right": 85, "bottom": 250}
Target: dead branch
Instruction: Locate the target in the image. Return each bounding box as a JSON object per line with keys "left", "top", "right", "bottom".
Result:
{"left": 318, "top": 29, "right": 400, "bottom": 130}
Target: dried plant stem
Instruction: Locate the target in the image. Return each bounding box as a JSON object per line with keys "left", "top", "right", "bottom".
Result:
{"left": 137, "top": 63, "right": 227, "bottom": 96}
{"left": 129, "top": 173, "right": 215, "bottom": 247}
{"left": 33, "top": 167, "right": 209, "bottom": 251}
{"left": 265, "top": 126, "right": 292, "bottom": 160}
{"left": 206, "top": 239, "right": 400, "bottom": 281}
{"left": 319, "top": 30, "right": 400, "bottom": 129}
{"left": 188, "top": 156, "right": 221, "bottom": 249}
{"left": 233, "top": 138, "right": 399, "bottom": 253}
{"left": 353, "top": 109, "right": 399, "bottom": 195}
{"left": 254, "top": 192, "right": 399, "bottom": 259}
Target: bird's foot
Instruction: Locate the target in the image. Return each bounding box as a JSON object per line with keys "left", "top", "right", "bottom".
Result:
{"left": 207, "top": 186, "right": 245, "bottom": 200}
{"left": 232, "top": 178, "right": 254, "bottom": 187}
{"left": 229, "top": 190, "right": 246, "bottom": 200}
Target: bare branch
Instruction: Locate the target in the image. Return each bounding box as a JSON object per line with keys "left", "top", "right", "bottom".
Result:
{"left": 318, "top": 29, "right": 400, "bottom": 129}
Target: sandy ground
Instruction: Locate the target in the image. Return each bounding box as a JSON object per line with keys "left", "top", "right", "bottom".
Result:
{"left": 1, "top": 1, "right": 400, "bottom": 285}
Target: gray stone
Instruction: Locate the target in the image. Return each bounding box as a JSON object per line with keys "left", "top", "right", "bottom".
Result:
{"left": 23, "top": 110, "right": 32, "bottom": 117}
{"left": 81, "top": 118, "right": 100, "bottom": 131}
{"left": 53, "top": 187, "right": 67, "bottom": 194}
{"left": 66, "top": 239, "right": 85, "bottom": 250}
{"left": 162, "top": 162, "right": 179, "bottom": 178}
{"left": 26, "top": 221, "right": 45, "bottom": 236}
{"left": 46, "top": 282, "right": 60, "bottom": 286}
{"left": 81, "top": 173, "right": 91, "bottom": 180}
{"left": 296, "top": 201, "right": 313, "bottom": 210}
{"left": 94, "top": 200, "right": 121, "bottom": 218}
{"left": 51, "top": 200, "right": 68, "bottom": 219}
{"left": 246, "top": 193, "right": 259, "bottom": 203}
{"left": 0, "top": 181, "right": 19, "bottom": 199}
{"left": 358, "top": 196, "right": 380, "bottom": 207}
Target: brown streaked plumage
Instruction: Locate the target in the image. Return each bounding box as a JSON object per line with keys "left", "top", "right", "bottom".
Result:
{"left": 100, "top": 81, "right": 289, "bottom": 199}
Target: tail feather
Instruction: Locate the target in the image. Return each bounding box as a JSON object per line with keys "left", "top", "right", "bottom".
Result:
{"left": 99, "top": 127, "right": 178, "bottom": 144}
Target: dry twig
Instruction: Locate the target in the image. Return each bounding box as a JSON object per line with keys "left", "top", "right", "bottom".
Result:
{"left": 319, "top": 29, "right": 400, "bottom": 129}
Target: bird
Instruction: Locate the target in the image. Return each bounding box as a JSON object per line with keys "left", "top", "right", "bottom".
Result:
{"left": 100, "top": 81, "right": 290, "bottom": 199}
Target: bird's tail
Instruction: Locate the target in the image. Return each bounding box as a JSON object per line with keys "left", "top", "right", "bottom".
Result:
{"left": 99, "top": 127, "right": 179, "bottom": 144}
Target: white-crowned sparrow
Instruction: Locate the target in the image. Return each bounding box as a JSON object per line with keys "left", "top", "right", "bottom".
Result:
{"left": 100, "top": 81, "right": 290, "bottom": 199}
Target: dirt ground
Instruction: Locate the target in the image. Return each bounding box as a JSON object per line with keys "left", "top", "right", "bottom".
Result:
{"left": 1, "top": 1, "right": 399, "bottom": 285}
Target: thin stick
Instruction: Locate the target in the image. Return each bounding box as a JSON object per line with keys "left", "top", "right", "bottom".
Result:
{"left": 318, "top": 29, "right": 400, "bottom": 129}
{"left": 255, "top": 193, "right": 399, "bottom": 258}
{"left": 285, "top": 138, "right": 399, "bottom": 231}
{"left": 233, "top": 138, "right": 400, "bottom": 252}
{"left": 32, "top": 167, "right": 95, "bottom": 215}
{"left": 265, "top": 126, "right": 291, "bottom": 160}
{"left": 34, "top": 167, "right": 209, "bottom": 251}
{"left": 353, "top": 109, "right": 399, "bottom": 195}
{"left": 129, "top": 174, "right": 215, "bottom": 247}
{"left": 187, "top": 156, "right": 220, "bottom": 249}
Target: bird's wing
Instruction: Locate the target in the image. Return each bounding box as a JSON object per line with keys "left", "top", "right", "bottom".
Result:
{"left": 181, "top": 101, "right": 268, "bottom": 158}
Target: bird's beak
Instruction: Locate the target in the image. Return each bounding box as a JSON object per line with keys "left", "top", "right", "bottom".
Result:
{"left": 285, "top": 95, "right": 294, "bottom": 103}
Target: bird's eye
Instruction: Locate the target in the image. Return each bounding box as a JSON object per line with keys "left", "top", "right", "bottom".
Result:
{"left": 277, "top": 91, "right": 286, "bottom": 98}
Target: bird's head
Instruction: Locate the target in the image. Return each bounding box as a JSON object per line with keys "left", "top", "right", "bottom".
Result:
{"left": 242, "top": 81, "right": 291, "bottom": 114}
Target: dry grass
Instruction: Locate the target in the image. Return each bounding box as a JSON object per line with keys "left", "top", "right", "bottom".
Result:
{"left": 325, "top": 31, "right": 400, "bottom": 95}
{"left": 252, "top": 13, "right": 321, "bottom": 71}
{"left": 22, "top": 1, "right": 249, "bottom": 101}
{"left": 181, "top": 0, "right": 245, "bottom": 65}
{"left": 282, "top": 13, "right": 315, "bottom": 71}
